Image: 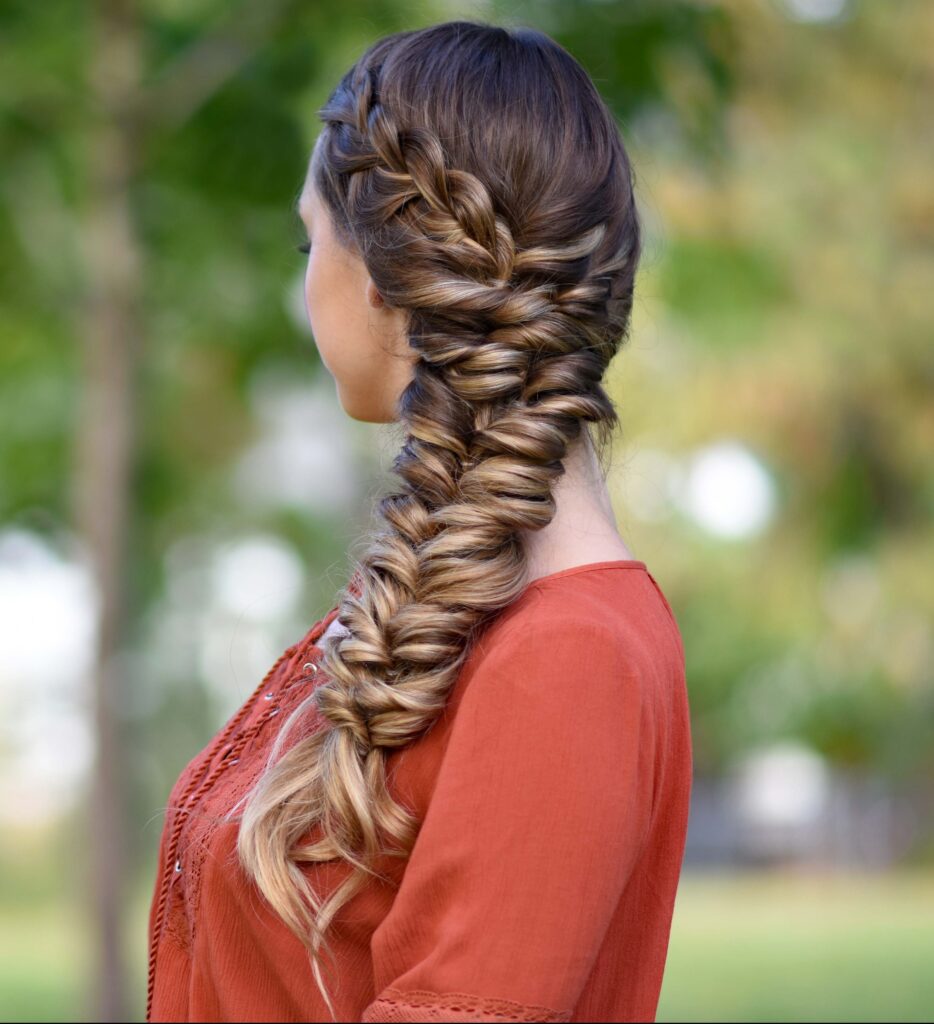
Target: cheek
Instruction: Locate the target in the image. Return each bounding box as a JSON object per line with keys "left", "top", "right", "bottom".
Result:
{"left": 303, "top": 257, "right": 324, "bottom": 348}
{"left": 303, "top": 250, "right": 366, "bottom": 385}
{"left": 304, "top": 254, "right": 340, "bottom": 372}
{"left": 301, "top": 242, "right": 406, "bottom": 422}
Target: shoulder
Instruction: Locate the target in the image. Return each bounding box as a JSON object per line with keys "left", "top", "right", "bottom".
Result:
{"left": 451, "top": 568, "right": 667, "bottom": 720}
{"left": 468, "top": 566, "right": 669, "bottom": 679}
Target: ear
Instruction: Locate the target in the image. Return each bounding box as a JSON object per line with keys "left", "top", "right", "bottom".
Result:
{"left": 365, "top": 277, "right": 386, "bottom": 309}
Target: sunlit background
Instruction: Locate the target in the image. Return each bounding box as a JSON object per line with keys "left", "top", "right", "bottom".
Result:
{"left": 1, "top": 0, "right": 932, "bottom": 1021}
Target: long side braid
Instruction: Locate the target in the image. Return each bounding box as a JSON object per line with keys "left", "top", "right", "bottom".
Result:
{"left": 236, "top": 23, "right": 640, "bottom": 1022}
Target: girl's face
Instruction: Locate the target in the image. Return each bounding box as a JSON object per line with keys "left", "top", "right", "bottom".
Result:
{"left": 297, "top": 177, "right": 415, "bottom": 423}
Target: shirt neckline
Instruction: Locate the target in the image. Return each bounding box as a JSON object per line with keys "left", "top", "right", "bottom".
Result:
{"left": 515, "top": 558, "right": 647, "bottom": 601}
{"left": 309, "top": 559, "right": 648, "bottom": 651}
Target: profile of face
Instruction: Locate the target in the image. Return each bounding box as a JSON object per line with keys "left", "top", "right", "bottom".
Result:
{"left": 297, "top": 171, "right": 415, "bottom": 423}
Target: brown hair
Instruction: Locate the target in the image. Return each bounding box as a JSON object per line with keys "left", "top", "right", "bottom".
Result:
{"left": 235, "top": 19, "right": 641, "bottom": 1019}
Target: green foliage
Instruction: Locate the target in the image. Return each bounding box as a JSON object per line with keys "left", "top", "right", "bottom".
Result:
{"left": 1, "top": 0, "right": 932, "bottom": 962}
{"left": 2, "top": 1, "right": 933, "bottom": 1019}
{"left": 659, "top": 237, "right": 791, "bottom": 349}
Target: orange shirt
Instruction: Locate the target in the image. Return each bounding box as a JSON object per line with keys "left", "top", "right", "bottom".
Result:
{"left": 146, "top": 559, "right": 692, "bottom": 1022}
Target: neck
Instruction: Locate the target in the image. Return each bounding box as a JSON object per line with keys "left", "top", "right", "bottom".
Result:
{"left": 520, "top": 429, "right": 636, "bottom": 582}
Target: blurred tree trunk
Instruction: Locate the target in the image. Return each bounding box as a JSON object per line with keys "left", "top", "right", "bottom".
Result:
{"left": 74, "top": 2, "right": 142, "bottom": 1019}
{"left": 71, "top": 3, "right": 298, "bottom": 1017}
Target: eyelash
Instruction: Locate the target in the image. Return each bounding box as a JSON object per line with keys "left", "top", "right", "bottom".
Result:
{"left": 297, "top": 242, "right": 311, "bottom": 254}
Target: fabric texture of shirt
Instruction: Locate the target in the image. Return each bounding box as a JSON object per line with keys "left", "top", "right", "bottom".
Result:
{"left": 146, "top": 559, "right": 692, "bottom": 1022}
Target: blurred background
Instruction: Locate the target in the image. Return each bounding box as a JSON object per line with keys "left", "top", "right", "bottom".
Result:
{"left": 1, "top": 0, "right": 932, "bottom": 1020}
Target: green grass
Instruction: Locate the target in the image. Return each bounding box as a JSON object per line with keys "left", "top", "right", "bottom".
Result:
{"left": 657, "top": 869, "right": 934, "bottom": 1022}
{"left": 0, "top": 902, "right": 88, "bottom": 1022}
{"left": 0, "top": 884, "right": 150, "bottom": 1023}
{"left": 2, "top": 870, "right": 933, "bottom": 1022}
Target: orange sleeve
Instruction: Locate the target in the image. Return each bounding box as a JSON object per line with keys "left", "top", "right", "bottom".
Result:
{"left": 360, "top": 612, "right": 655, "bottom": 1023}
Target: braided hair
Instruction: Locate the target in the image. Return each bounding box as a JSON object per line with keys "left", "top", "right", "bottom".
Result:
{"left": 236, "top": 20, "right": 641, "bottom": 1019}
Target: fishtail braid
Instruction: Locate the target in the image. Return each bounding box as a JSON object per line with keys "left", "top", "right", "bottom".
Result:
{"left": 235, "top": 21, "right": 642, "bottom": 1021}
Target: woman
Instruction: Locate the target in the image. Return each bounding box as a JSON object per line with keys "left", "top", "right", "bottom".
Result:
{"left": 146, "top": 20, "right": 692, "bottom": 1024}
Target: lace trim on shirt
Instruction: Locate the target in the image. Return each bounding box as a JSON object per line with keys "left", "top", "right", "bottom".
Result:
{"left": 361, "top": 987, "right": 571, "bottom": 1023}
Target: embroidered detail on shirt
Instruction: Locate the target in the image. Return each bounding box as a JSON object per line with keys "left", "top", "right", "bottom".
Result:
{"left": 151, "top": 627, "right": 331, "bottom": 967}
{"left": 361, "top": 987, "right": 571, "bottom": 1023}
